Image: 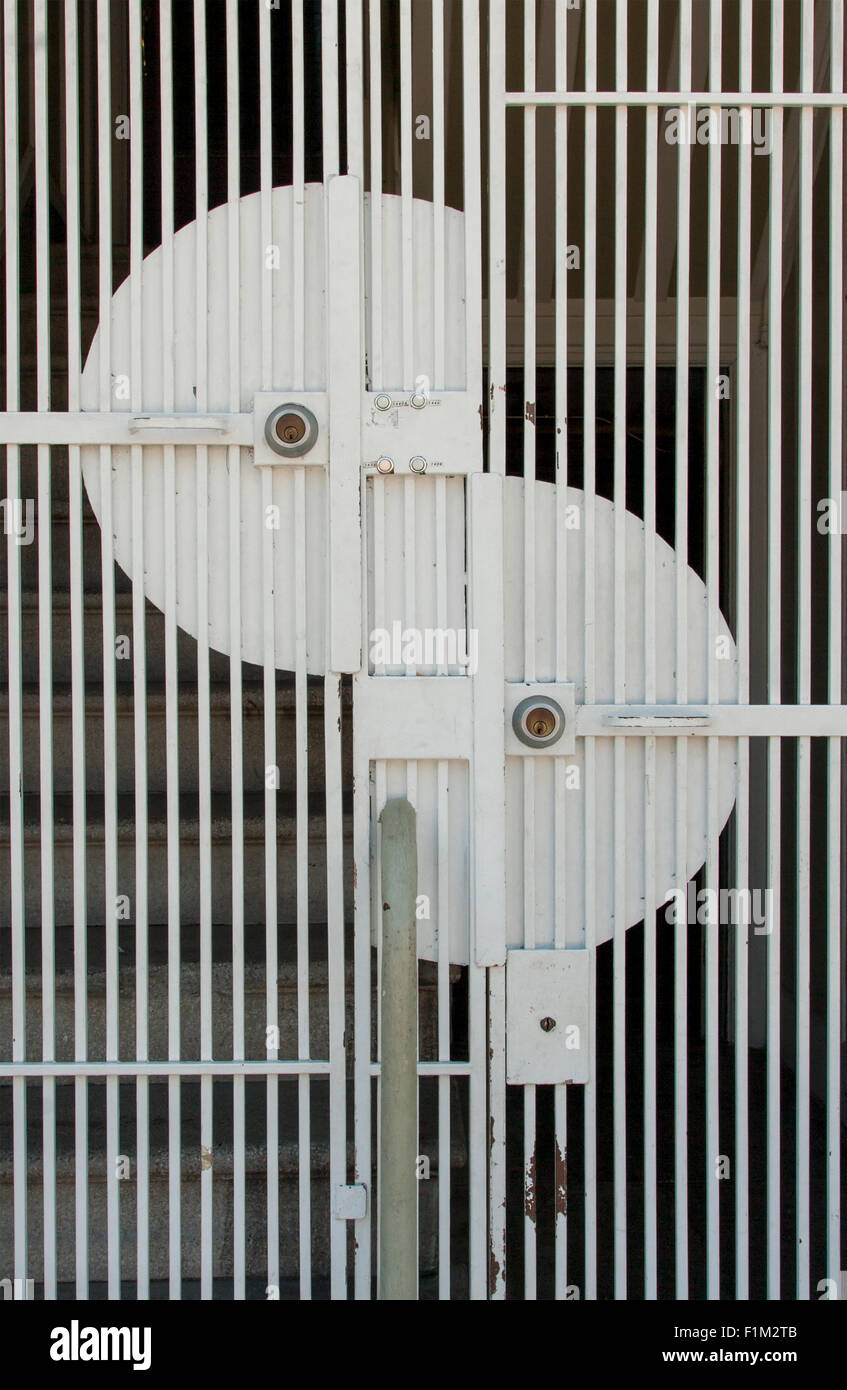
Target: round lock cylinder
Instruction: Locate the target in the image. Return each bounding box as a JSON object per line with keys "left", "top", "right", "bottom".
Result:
{"left": 375, "top": 394, "right": 392, "bottom": 411}
{"left": 376, "top": 456, "right": 395, "bottom": 474}
{"left": 409, "top": 456, "right": 427, "bottom": 473}
{"left": 409, "top": 392, "right": 428, "bottom": 409}
{"left": 264, "top": 403, "right": 319, "bottom": 458}
{"left": 513, "top": 695, "right": 566, "bottom": 749}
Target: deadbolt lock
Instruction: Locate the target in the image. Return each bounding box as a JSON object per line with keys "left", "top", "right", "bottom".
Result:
{"left": 505, "top": 683, "right": 576, "bottom": 756}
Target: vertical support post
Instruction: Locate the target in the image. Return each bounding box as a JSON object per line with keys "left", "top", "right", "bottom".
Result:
{"left": 378, "top": 798, "right": 419, "bottom": 1301}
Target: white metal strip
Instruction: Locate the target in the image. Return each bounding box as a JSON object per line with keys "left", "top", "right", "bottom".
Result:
{"left": 612, "top": 0, "right": 628, "bottom": 1299}
{"left": 767, "top": 0, "right": 785, "bottom": 1302}
{"left": 583, "top": 0, "right": 598, "bottom": 1300}
{"left": 734, "top": 0, "right": 753, "bottom": 1303}
{"left": 1, "top": 5, "right": 28, "bottom": 1307}
{"left": 327, "top": 176, "right": 363, "bottom": 675}
{"left": 826, "top": 0, "right": 844, "bottom": 1290}
{"left": 468, "top": 475, "right": 505, "bottom": 968}
{"left": 95, "top": 0, "right": 122, "bottom": 1302}
{"left": 63, "top": 0, "right": 89, "bottom": 1300}
{"left": 674, "top": 0, "right": 693, "bottom": 1300}
{"left": 192, "top": 0, "right": 212, "bottom": 1305}
{"left": 33, "top": 0, "right": 56, "bottom": 1302}
{"left": 642, "top": 0, "right": 660, "bottom": 1303}
{"left": 258, "top": 0, "right": 280, "bottom": 1302}
{"left": 488, "top": 0, "right": 506, "bottom": 477}
{"left": 325, "top": 674, "right": 347, "bottom": 1297}
{"left": 225, "top": 0, "right": 246, "bottom": 1303}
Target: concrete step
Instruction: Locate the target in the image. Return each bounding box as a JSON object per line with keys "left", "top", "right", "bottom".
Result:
{"left": 0, "top": 793, "right": 353, "bottom": 928}
{"left": 0, "top": 924, "right": 448, "bottom": 1067}
{"left": 0, "top": 591, "right": 232, "bottom": 685}
{"left": 0, "top": 507, "right": 132, "bottom": 598}
{"left": 0, "top": 680, "right": 350, "bottom": 796}
{"left": 0, "top": 1076, "right": 467, "bottom": 1282}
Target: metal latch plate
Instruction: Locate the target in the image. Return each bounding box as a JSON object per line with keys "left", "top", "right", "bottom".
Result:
{"left": 506, "top": 948, "right": 590, "bottom": 1085}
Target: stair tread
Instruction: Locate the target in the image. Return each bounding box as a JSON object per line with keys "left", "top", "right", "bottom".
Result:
{"left": 0, "top": 790, "right": 352, "bottom": 835}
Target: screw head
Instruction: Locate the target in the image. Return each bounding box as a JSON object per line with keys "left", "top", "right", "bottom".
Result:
{"left": 540, "top": 1016, "right": 557, "bottom": 1033}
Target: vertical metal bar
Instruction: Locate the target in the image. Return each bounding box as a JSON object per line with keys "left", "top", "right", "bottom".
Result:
{"left": 325, "top": 673, "right": 347, "bottom": 1298}
{"left": 159, "top": 0, "right": 182, "bottom": 1302}
{"left": 96, "top": 0, "right": 121, "bottom": 1301}
{"left": 367, "top": 0, "right": 383, "bottom": 388}
{"left": 346, "top": 0, "right": 364, "bottom": 179}
{"left": 734, "top": 0, "right": 753, "bottom": 1303}
{"left": 521, "top": 5, "right": 537, "bottom": 1300}
{"left": 674, "top": 0, "right": 693, "bottom": 1301}
{"left": 128, "top": 0, "right": 149, "bottom": 1301}
{"left": 583, "top": 0, "right": 598, "bottom": 1302}
{"left": 461, "top": 0, "right": 483, "bottom": 397}
{"left": 436, "top": 755, "right": 450, "bottom": 1299}
{"left": 767, "top": 0, "right": 784, "bottom": 1304}
{"left": 193, "top": 0, "right": 213, "bottom": 1304}
{"left": 4, "top": 0, "right": 26, "bottom": 1299}
{"left": 486, "top": 0, "right": 508, "bottom": 1306}
{"left": 704, "top": 0, "right": 723, "bottom": 1303}
{"left": 294, "top": 468, "right": 311, "bottom": 1300}
{"left": 795, "top": 0, "right": 814, "bottom": 1303}
{"left": 488, "top": 0, "right": 506, "bottom": 476}
{"left": 612, "top": 0, "right": 628, "bottom": 1301}
{"left": 400, "top": 0, "right": 414, "bottom": 391}
{"left": 291, "top": 2, "right": 311, "bottom": 1302}
{"left": 826, "top": 0, "right": 844, "bottom": 1292}
{"left": 33, "top": 0, "right": 56, "bottom": 1301}
{"left": 432, "top": 0, "right": 445, "bottom": 391}
{"left": 322, "top": 0, "right": 339, "bottom": 181}
{"left": 553, "top": 0, "right": 570, "bottom": 1302}
{"left": 64, "top": 0, "right": 89, "bottom": 1300}
{"left": 225, "top": 0, "right": 246, "bottom": 1301}
{"left": 642, "top": 0, "right": 660, "bottom": 1303}
{"left": 258, "top": 0, "right": 279, "bottom": 1301}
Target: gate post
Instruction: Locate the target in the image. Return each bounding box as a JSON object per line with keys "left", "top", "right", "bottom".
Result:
{"left": 378, "top": 798, "right": 418, "bottom": 1300}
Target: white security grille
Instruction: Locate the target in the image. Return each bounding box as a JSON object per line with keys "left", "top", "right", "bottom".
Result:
{"left": 0, "top": 0, "right": 844, "bottom": 1303}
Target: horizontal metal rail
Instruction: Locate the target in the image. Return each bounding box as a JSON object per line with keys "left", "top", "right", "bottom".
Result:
{"left": 576, "top": 705, "right": 847, "bottom": 736}
{"left": 505, "top": 90, "right": 847, "bottom": 108}
{"left": 0, "top": 1061, "right": 473, "bottom": 1078}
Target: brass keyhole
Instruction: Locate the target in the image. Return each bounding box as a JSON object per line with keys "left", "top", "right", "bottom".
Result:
{"left": 275, "top": 412, "right": 307, "bottom": 445}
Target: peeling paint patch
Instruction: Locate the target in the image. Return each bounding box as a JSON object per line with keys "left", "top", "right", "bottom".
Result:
{"left": 555, "top": 1142, "right": 567, "bottom": 1218}
{"left": 525, "top": 401, "right": 536, "bottom": 424}
{"left": 489, "top": 1247, "right": 502, "bottom": 1293}
{"left": 201, "top": 1145, "right": 213, "bottom": 1171}
{"left": 524, "top": 1148, "right": 537, "bottom": 1223}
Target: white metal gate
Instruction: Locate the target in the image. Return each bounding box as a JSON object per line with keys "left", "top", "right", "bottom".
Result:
{"left": 1, "top": 0, "right": 845, "bottom": 1301}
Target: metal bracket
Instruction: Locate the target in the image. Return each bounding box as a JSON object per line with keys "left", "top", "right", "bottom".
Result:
{"left": 251, "top": 392, "right": 328, "bottom": 466}
{"left": 506, "top": 949, "right": 590, "bottom": 1085}
{"left": 332, "top": 1184, "right": 369, "bottom": 1221}
{"left": 361, "top": 390, "right": 482, "bottom": 475}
